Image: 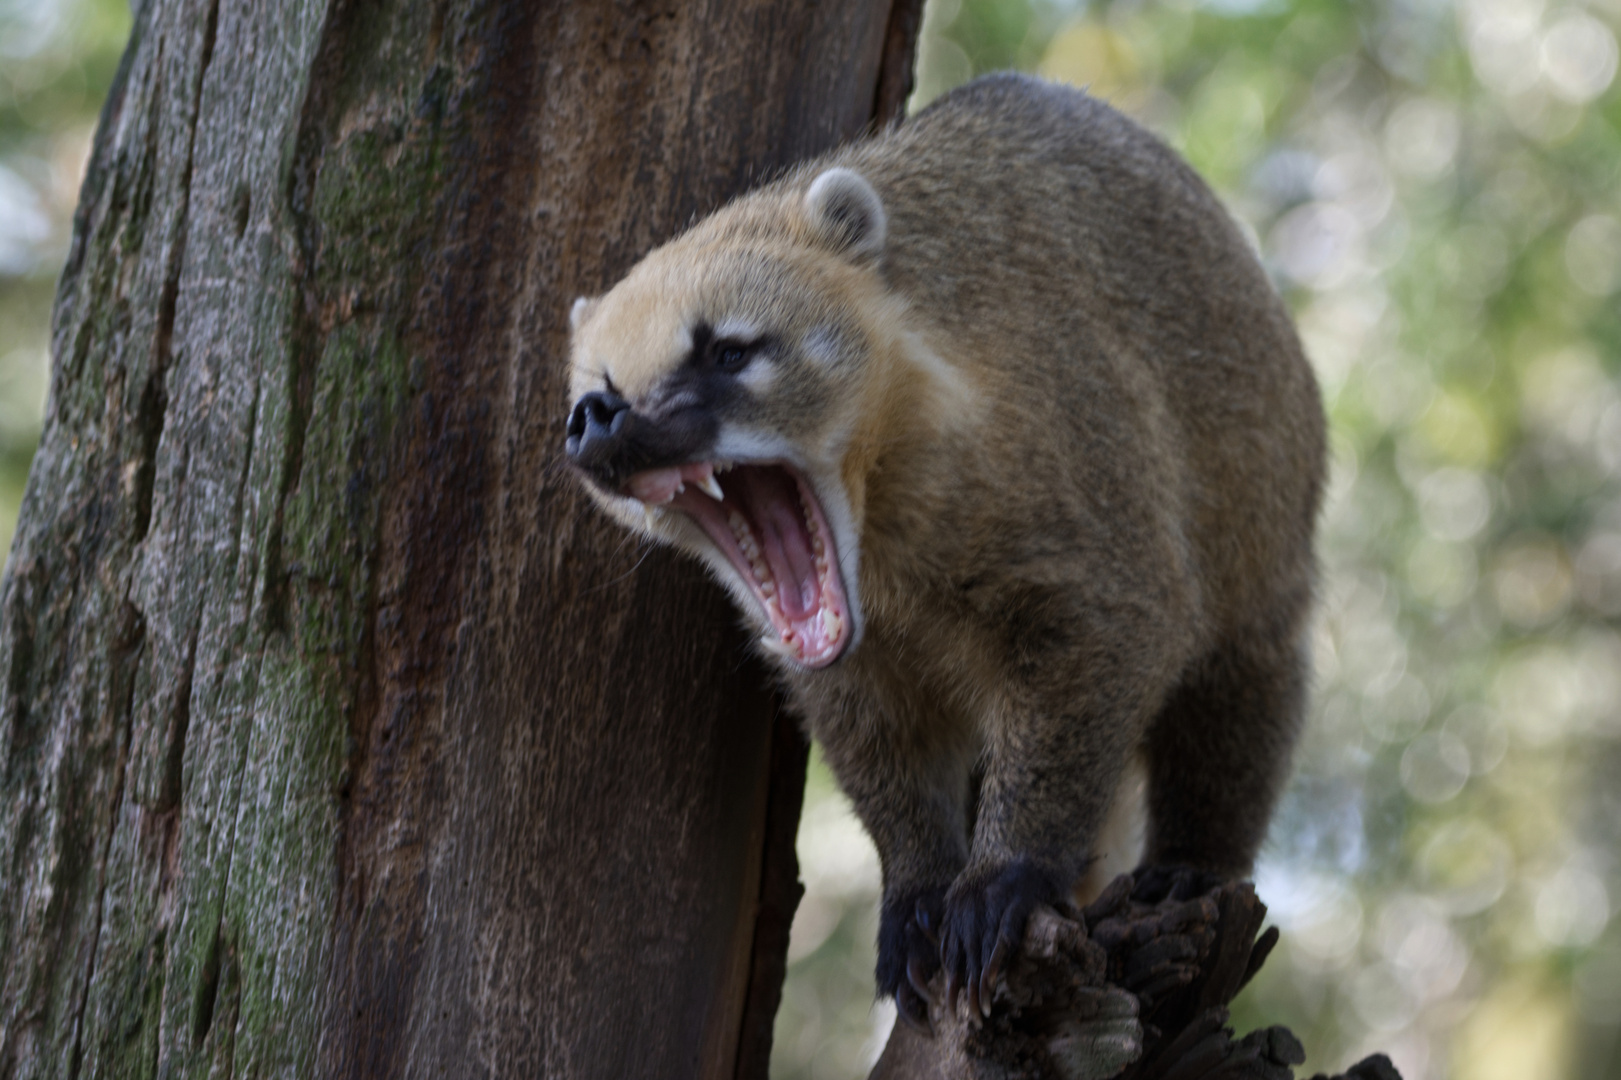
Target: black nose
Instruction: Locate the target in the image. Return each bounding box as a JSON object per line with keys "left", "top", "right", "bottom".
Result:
{"left": 566, "top": 390, "right": 632, "bottom": 464}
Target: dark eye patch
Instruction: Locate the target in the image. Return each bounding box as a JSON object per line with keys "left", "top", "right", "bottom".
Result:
{"left": 686, "top": 320, "right": 771, "bottom": 376}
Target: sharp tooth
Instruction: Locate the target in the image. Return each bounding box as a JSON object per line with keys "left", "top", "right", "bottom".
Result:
{"left": 760, "top": 580, "right": 775, "bottom": 598}
{"left": 822, "top": 609, "right": 843, "bottom": 640}
{"left": 644, "top": 507, "right": 659, "bottom": 529}
{"left": 696, "top": 473, "right": 724, "bottom": 501}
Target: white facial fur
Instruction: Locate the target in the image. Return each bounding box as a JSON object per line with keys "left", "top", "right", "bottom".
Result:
{"left": 565, "top": 166, "right": 918, "bottom": 665}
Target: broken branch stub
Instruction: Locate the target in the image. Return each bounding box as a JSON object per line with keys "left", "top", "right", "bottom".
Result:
{"left": 868, "top": 872, "right": 1405, "bottom": 1080}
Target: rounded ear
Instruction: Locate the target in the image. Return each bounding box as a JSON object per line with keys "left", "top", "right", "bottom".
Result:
{"left": 570, "top": 296, "right": 599, "bottom": 332}
{"left": 804, "top": 167, "right": 886, "bottom": 261}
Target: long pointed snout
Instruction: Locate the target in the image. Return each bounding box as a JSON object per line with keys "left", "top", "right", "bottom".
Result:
{"left": 566, "top": 390, "right": 632, "bottom": 471}
{"left": 563, "top": 386, "right": 721, "bottom": 492}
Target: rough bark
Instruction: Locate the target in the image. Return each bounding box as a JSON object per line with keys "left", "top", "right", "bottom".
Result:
{"left": 0, "top": 2, "right": 921, "bottom": 1077}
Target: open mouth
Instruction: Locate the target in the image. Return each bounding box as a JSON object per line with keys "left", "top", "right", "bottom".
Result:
{"left": 623, "top": 460, "right": 850, "bottom": 668}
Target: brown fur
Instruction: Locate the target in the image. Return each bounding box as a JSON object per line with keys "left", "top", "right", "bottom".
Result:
{"left": 567, "top": 73, "right": 1324, "bottom": 1020}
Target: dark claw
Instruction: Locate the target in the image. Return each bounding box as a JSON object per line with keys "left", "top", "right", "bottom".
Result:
{"left": 939, "top": 860, "right": 1065, "bottom": 1021}
{"left": 915, "top": 897, "right": 940, "bottom": 945}
{"left": 907, "top": 954, "right": 933, "bottom": 1000}
{"left": 966, "top": 969, "right": 981, "bottom": 1022}
{"left": 983, "top": 934, "right": 1011, "bottom": 1003}
{"left": 896, "top": 983, "right": 932, "bottom": 1036}
{"left": 877, "top": 884, "right": 947, "bottom": 1021}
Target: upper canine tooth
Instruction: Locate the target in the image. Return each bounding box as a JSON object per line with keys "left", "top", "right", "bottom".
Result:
{"left": 697, "top": 474, "right": 724, "bottom": 501}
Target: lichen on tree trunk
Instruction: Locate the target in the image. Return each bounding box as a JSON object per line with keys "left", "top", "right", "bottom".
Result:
{"left": 0, "top": 2, "right": 923, "bottom": 1076}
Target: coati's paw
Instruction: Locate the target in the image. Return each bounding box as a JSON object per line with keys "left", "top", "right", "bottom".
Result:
{"left": 940, "top": 859, "right": 1064, "bottom": 1020}
{"left": 877, "top": 886, "right": 948, "bottom": 1034}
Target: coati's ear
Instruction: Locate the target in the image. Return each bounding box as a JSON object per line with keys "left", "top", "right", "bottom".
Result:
{"left": 804, "top": 167, "right": 886, "bottom": 261}
{"left": 569, "top": 296, "right": 599, "bottom": 333}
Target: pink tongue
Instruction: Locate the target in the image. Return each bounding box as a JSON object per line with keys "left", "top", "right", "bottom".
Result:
{"left": 739, "top": 470, "right": 819, "bottom": 619}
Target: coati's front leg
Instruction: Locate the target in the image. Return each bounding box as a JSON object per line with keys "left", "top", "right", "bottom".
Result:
{"left": 938, "top": 605, "right": 1181, "bottom": 1018}
{"left": 937, "top": 708, "right": 1135, "bottom": 1017}
{"left": 811, "top": 691, "right": 976, "bottom": 1031}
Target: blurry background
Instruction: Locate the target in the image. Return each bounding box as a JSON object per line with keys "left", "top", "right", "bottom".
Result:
{"left": 1, "top": 1, "right": 1617, "bottom": 1079}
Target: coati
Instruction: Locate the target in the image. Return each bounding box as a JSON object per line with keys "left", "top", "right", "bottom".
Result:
{"left": 564, "top": 73, "right": 1324, "bottom": 1030}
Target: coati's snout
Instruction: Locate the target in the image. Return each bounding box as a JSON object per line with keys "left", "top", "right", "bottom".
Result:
{"left": 563, "top": 386, "right": 719, "bottom": 493}
{"left": 563, "top": 390, "right": 635, "bottom": 487}
{"left": 564, "top": 390, "right": 629, "bottom": 467}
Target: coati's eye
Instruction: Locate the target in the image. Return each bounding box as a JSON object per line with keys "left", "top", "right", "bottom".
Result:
{"left": 713, "top": 340, "right": 752, "bottom": 373}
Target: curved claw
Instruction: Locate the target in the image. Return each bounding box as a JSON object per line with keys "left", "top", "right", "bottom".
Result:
{"left": 877, "top": 883, "right": 948, "bottom": 1021}
{"left": 907, "top": 954, "right": 934, "bottom": 1001}
{"left": 915, "top": 897, "right": 940, "bottom": 946}
{"left": 981, "top": 934, "right": 1011, "bottom": 1015}
{"left": 895, "top": 984, "right": 933, "bottom": 1036}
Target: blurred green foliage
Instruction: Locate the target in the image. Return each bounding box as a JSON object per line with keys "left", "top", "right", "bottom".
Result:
{"left": 0, "top": 0, "right": 129, "bottom": 553}
{"left": 775, "top": 2, "right": 1621, "bottom": 1079}
{"left": 3, "top": 2, "right": 1619, "bottom": 1078}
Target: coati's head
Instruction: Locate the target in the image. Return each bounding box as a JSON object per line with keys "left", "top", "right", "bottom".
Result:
{"left": 565, "top": 168, "right": 899, "bottom": 669}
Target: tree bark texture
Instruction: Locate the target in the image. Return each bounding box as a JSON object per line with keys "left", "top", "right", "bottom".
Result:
{"left": 0, "top": 2, "right": 922, "bottom": 1076}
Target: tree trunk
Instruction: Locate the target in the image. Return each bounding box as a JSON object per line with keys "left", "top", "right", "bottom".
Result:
{"left": 0, "top": 2, "right": 922, "bottom": 1076}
